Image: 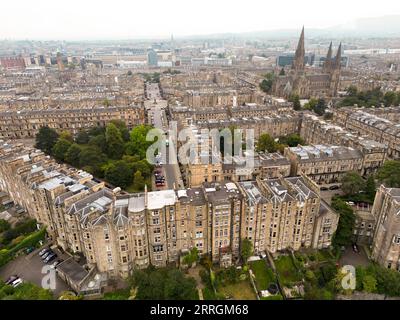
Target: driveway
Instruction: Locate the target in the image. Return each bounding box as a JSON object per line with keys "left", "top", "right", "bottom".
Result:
{"left": 0, "top": 246, "right": 71, "bottom": 297}
{"left": 339, "top": 246, "right": 370, "bottom": 268}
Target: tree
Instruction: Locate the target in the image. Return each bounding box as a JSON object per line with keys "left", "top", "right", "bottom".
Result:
{"left": 52, "top": 138, "right": 72, "bottom": 162}
{"left": 79, "top": 146, "right": 107, "bottom": 176}
{"left": 59, "top": 131, "right": 73, "bottom": 142}
{"left": 103, "top": 98, "right": 111, "bottom": 107}
{"left": 279, "top": 133, "right": 304, "bottom": 147}
{"left": 75, "top": 130, "right": 90, "bottom": 144}
{"left": 240, "top": 238, "right": 253, "bottom": 264}
{"left": 182, "top": 247, "right": 199, "bottom": 266}
{"left": 65, "top": 144, "right": 82, "bottom": 167}
{"left": 89, "top": 134, "right": 107, "bottom": 153}
{"left": 131, "top": 267, "right": 197, "bottom": 300}
{"left": 0, "top": 282, "right": 53, "bottom": 300}
{"left": 289, "top": 94, "right": 301, "bottom": 111}
{"left": 259, "top": 73, "right": 274, "bottom": 93}
{"left": 362, "top": 275, "right": 377, "bottom": 293}
{"left": 384, "top": 91, "right": 397, "bottom": 107}
{"left": 105, "top": 161, "right": 133, "bottom": 189}
{"left": 105, "top": 123, "right": 125, "bottom": 160}
{"left": 365, "top": 175, "right": 376, "bottom": 201}
{"left": 0, "top": 219, "right": 10, "bottom": 233}
{"left": 376, "top": 160, "right": 400, "bottom": 188}
{"left": 256, "top": 133, "right": 278, "bottom": 153}
{"left": 126, "top": 125, "right": 154, "bottom": 159}
{"left": 341, "top": 172, "right": 366, "bottom": 196}
{"left": 332, "top": 197, "right": 355, "bottom": 248}
{"left": 313, "top": 98, "right": 326, "bottom": 116}
{"left": 346, "top": 86, "right": 358, "bottom": 96}
{"left": 110, "top": 120, "right": 130, "bottom": 142}
{"left": 133, "top": 170, "right": 145, "bottom": 191}
{"left": 35, "top": 126, "right": 59, "bottom": 154}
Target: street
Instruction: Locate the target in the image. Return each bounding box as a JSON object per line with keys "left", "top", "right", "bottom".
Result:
{"left": 145, "top": 82, "right": 184, "bottom": 190}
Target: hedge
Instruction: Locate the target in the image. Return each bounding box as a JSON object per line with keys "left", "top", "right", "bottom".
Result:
{"left": 0, "top": 228, "right": 46, "bottom": 268}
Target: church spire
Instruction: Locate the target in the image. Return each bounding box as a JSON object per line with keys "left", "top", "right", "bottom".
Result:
{"left": 292, "top": 26, "right": 305, "bottom": 71}
{"left": 335, "top": 42, "right": 342, "bottom": 69}
{"left": 323, "top": 42, "right": 333, "bottom": 71}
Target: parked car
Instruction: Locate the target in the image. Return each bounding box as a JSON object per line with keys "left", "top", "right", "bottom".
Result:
{"left": 320, "top": 187, "right": 328, "bottom": 191}
{"left": 26, "top": 247, "right": 35, "bottom": 254}
{"left": 41, "top": 250, "right": 54, "bottom": 260}
{"left": 352, "top": 244, "right": 359, "bottom": 253}
{"left": 44, "top": 253, "right": 57, "bottom": 264}
{"left": 50, "top": 259, "right": 63, "bottom": 269}
{"left": 329, "top": 185, "right": 340, "bottom": 190}
{"left": 11, "top": 278, "right": 23, "bottom": 288}
{"left": 39, "top": 248, "right": 50, "bottom": 257}
{"left": 5, "top": 275, "right": 19, "bottom": 285}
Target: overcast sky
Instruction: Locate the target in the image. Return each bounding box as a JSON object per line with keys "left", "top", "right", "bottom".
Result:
{"left": 1, "top": 0, "right": 399, "bottom": 40}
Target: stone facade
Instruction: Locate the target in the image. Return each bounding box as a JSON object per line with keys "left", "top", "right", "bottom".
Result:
{"left": 0, "top": 141, "right": 338, "bottom": 278}
{"left": 371, "top": 185, "right": 400, "bottom": 270}
{"left": 0, "top": 105, "right": 145, "bottom": 139}
{"left": 273, "top": 28, "right": 341, "bottom": 99}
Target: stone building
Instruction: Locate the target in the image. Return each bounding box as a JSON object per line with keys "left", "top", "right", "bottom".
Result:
{"left": 284, "top": 144, "right": 363, "bottom": 186}
{"left": 0, "top": 141, "right": 339, "bottom": 278}
{"left": 273, "top": 28, "right": 342, "bottom": 99}
{"left": 0, "top": 105, "right": 145, "bottom": 139}
{"left": 371, "top": 185, "right": 400, "bottom": 270}
{"left": 333, "top": 108, "right": 400, "bottom": 159}
{"left": 238, "top": 175, "right": 338, "bottom": 253}
{"left": 300, "top": 113, "right": 387, "bottom": 175}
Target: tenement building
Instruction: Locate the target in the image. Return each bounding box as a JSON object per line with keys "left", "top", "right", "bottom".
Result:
{"left": 0, "top": 141, "right": 339, "bottom": 278}
{"left": 0, "top": 105, "right": 145, "bottom": 139}
{"left": 300, "top": 113, "right": 387, "bottom": 175}
{"left": 284, "top": 145, "right": 364, "bottom": 186}
{"left": 333, "top": 108, "right": 400, "bottom": 159}
{"left": 371, "top": 185, "right": 400, "bottom": 270}
{"left": 238, "top": 176, "right": 338, "bottom": 253}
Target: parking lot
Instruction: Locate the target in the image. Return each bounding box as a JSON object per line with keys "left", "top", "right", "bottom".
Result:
{"left": 0, "top": 245, "right": 72, "bottom": 297}
{"left": 339, "top": 246, "right": 370, "bottom": 268}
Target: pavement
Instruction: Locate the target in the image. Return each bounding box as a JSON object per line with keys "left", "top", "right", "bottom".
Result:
{"left": 145, "top": 83, "right": 184, "bottom": 190}
{"left": 320, "top": 189, "right": 343, "bottom": 204}
{"left": 339, "top": 246, "right": 370, "bottom": 268}
{"left": 0, "top": 245, "right": 72, "bottom": 297}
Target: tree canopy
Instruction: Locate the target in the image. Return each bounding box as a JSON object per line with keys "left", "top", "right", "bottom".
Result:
{"left": 130, "top": 267, "right": 197, "bottom": 300}
{"left": 376, "top": 160, "right": 400, "bottom": 188}
{"left": 240, "top": 238, "right": 253, "bottom": 264}
{"left": 331, "top": 197, "right": 355, "bottom": 248}
{"left": 256, "top": 133, "right": 278, "bottom": 153}
{"left": 341, "top": 172, "right": 366, "bottom": 196}
{"left": 35, "top": 126, "right": 59, "bottom": 154}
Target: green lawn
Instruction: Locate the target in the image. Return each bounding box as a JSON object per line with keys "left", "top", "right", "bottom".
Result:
{"left": 250, "top": 260, "right": 276, "bottom": 291}
{"left": 102, "top": 288, "right": 131, "bottom": 300}
{"left": 218, "top": 280, "right": 257, "bottom": 300}
{"left": 275, "top": 255, "right": 303, "bottom": 286}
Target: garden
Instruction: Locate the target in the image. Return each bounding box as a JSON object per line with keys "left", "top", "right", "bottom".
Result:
{"left": 0, "top": 218, "right": 46, "bottom": 268}
{"left": 200, "top": 265, "right": 257, "bottom": 300}
{"left": 250, "top": 259, "right": 283, "bottom": 300}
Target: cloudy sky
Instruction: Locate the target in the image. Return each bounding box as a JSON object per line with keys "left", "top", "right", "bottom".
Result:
{"left": 0, "top": 0, "right": 399, "bottom": 40}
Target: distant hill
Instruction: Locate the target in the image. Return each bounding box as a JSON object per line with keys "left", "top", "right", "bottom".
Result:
{"left": 179, "top": 15, "right": 400, "bottom": 40}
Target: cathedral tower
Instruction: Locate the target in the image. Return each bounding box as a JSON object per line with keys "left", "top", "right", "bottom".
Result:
{"left": 292, "top": 26, "right": 305, "bottom": 72}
